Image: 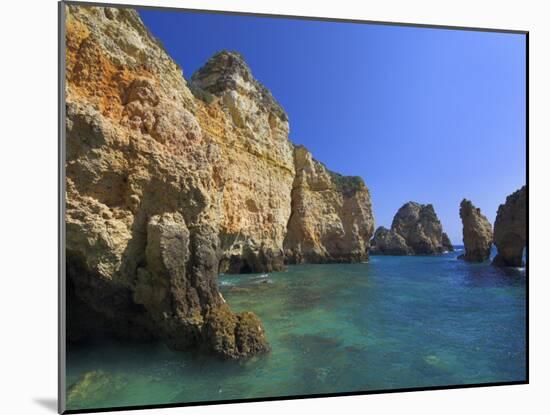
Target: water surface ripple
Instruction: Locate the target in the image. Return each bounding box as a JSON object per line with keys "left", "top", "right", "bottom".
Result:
{"left": 67, "top": 248, "right": 526, "bottom": 410}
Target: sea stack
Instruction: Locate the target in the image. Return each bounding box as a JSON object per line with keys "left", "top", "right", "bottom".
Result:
{"left": 493, "top": 186, "right": 527, "bottom": 267}
{"left": 283, "top": 145, "right": 375, "bottom": 264}
{"left": 371, "top": 202, "right": 453, "bottom": 255}
{"left": 369, "top": 226, "right": 411, "bottom": 255}
{"left": 458, "top": 199, "right": 493, "bottom": 262}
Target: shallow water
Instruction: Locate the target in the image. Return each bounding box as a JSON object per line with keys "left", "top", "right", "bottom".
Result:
{"left": 66, "top": 247, "right": 526, "bottom": 410}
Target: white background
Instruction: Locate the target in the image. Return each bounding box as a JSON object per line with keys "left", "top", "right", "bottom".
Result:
{"left": 1, "top": 0, "right": 547, "bottom": 413}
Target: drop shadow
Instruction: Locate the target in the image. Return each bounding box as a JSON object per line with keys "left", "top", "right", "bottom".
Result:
{"left": 34, "top": 398, "right": 57, "bottom": 413}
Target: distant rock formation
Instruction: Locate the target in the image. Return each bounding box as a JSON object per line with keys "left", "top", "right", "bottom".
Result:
{"left": 458, "top": 199, "right": 493, "bottom": 262}
{"left": 64, "top": 5, "right": 374, "bottom": 358}
{"left": 493, "top": 186, "right": 527, "bottom": 267}
{"left": 371, "top": 202, "right": 453, "bottom": 255}
{"left": 442, "top": 233, "right": 454, "bottom": 252}
{"left": 369, "top": 226, "right": 411, "bottom": 255}
{"left": 284, "top": 145, "right": 375, "bottom": 263}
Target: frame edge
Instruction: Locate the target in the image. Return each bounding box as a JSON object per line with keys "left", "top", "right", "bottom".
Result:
{"left": 58, "top": 1, "right": 67, "bottom": 413}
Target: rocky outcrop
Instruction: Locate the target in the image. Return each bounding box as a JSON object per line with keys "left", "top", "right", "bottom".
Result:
{"left": 191, "top": 51, "right": 295, "bottom": 274}
{"left": 203, "top": 303, "right": 269, "bottom": 359}
{"left": 441, "top": 233, "right": 453, "bottom": 251}
{"left": 458, "top": 199, "right": 493, "bottom": 262}
{"left": 369, "top": 226, "right": 411, "bottom": 255}
{"left": 371, "top": 202, "right": 453, "bottom": 255}
{"left": 493, "top": 186, "right": 527, "bottom": 267}
{"left": 191, "top": 55, "right": 375, "bottom": 268}
{"left": 65, "top": 5, "right": 268, "bottom": 359}
{"left": 283, "top": 146, "right": 375, "bottom": 263}
{"left": 64, "top": 5, "right": 374, "bottom": 358}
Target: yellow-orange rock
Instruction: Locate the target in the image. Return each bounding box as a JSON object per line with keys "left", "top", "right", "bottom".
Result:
{"left": 492, "top": 186, "right": 527, "bottom": 267}
{"left": 64, "top": 5, "right": 268, "bottom": 359}
{"left": 284, "top": 146, "right": 375, "bottom": 263}
{"left": 459, "top": 199, "right": 493, "bottom": 262}
{"left": 64, "top": 5, "right": 375, "bottom": 358}
{"left": 191, "top": 51, "right": 295, "bottom": 273}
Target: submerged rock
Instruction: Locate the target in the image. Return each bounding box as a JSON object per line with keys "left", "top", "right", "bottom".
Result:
{"left": 493, "top": 186, "right": 527, "bottom": 267}
{"left": 371, "top": 202, "right": 453, "bottom": 255}
{"left": 459, "top": 199, "right": 493, "bottom": 262}
{"left": 283, "top": 145, "right": 375, "bottom": 264}
{"left": 67, "top": 371, "right": 126, "bottom": 408}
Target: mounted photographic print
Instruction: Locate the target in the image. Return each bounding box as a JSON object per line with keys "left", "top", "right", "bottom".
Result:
{"left": 59, "top": 1, "right": 528, "bottom": 413}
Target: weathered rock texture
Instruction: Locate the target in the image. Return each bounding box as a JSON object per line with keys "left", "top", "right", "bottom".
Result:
{"left": 64, "top": 5, "right": 374, "bottom": 357}
{"left": 191, "top": 51, "right": 295, "bottom": 274}
{"left": 65, "top": 5, "right": 268, "bottom": 359}
{"left": 458, "top": 199, "right": 493, "bottom": 262}
{"left": 493, "top": 186, "right": 527, "bottom": 267}
{"left": 371, "top": 202, "right": 453, "bottom": 255}
{"left": 369, "top": 226, "right": 411, "bottom": 255}
{"left": 283, "top": 146, "right": 375, "bottom": 263}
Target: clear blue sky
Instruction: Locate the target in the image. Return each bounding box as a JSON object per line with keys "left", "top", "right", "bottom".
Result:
{"left": 139, "top": 9, "right": 526, "bottom": 244}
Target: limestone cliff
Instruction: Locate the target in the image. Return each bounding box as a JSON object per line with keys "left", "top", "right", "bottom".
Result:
{"left": 191, "top": 51, "right": 295, "bottom": 274}
{"left": 284, "top": 146, "right": 375, "bottom": 263}
{"left": 65, "top": 5, "right": 268, "bottom": 359}
{"left": 459, "top": 199, "right": 493, "bottom": 262}
{"left": 371, "top": 202, "right": 453, "bottom": 255}
{"left": 493, "top": 186, "right": 527, "bottom": 267}
{"left": 64, "top": 5, "right": 375, "bottom": 358}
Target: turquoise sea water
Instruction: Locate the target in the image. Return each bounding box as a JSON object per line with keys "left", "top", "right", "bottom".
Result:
{"left": 66, "top": 247, "right": 526, "bottom": 410}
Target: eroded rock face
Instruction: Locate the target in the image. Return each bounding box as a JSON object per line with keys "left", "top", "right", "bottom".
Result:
{"left": 284, "top": 146, "right": 375, "bottom": 263}
{"left": 65, "top": 5, "right": 267, "bottom": 359}
{"left": 458, "top": 199, "right": 493, "bottom": 262}
{"left": 191, "top": 51, "right": 295, "bottom": 273}
{"left": 371, "top": 202, "right": 453, "bottom": 255}
{"left": 369, "top": 226, "right": 411, "bottom": 255}
{"left": 65, "top": 5, "right": 375, "bottom": 358}
{"left": 203, "top": 303, "right": 270, "bottom": 359}
{"left": 493, "top": 186, "right": 527, "bottom": 267}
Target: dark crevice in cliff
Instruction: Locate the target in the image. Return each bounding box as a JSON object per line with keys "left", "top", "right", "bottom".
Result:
{"left": 66, "top": 250, "right": 156, "bottom": 345}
